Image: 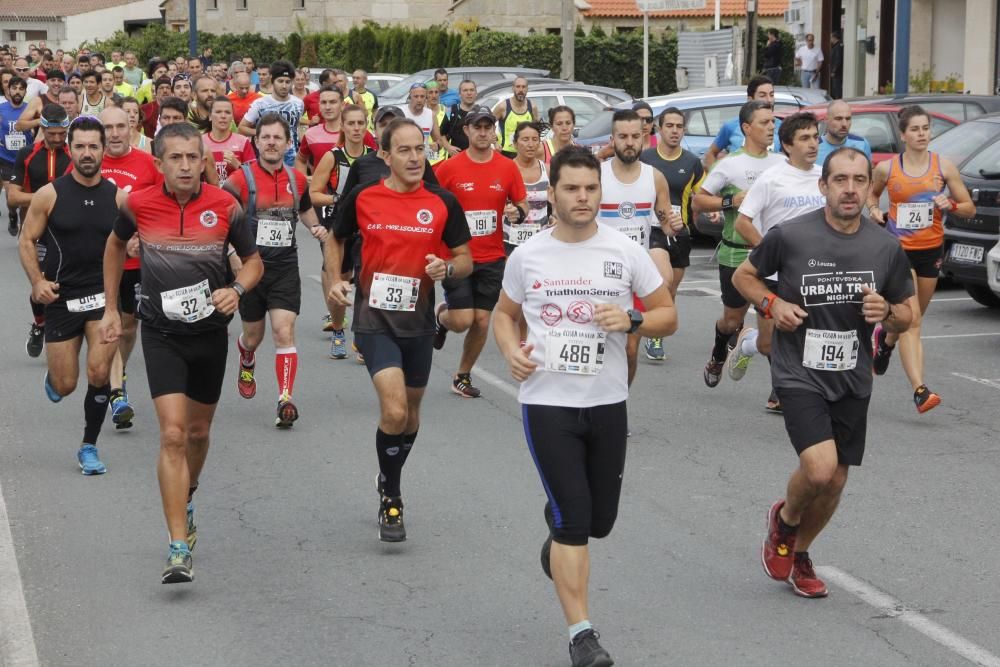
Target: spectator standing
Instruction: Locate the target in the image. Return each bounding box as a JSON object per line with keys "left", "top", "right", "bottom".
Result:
{"left": 762, "top": 29, "right": 784, "bottom": 84}
{"left": 795, "top": 34, "right": 824, "bottom": 89}
{"left": 829, "top": 31, "right": 844, "bottom": 99}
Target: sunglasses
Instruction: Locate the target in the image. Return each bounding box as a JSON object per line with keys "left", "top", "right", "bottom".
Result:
{"left": 14, "top": 67, "right": 29, "bottom": 72}
{"left": 640, "top": 116, "right": 654, "bottom": 124}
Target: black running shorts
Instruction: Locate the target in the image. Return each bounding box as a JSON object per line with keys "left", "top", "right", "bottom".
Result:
{"left": 904, "top": 245, "right": 944, "bottom": 279}
{"left": 774, "top": 389, "right": 870, "bottom": 466}
{"left": 718, "top": 264, "right": 747, "bottom": 309}
{"left": 119, "top": 268, "right": 141, "bottom": 316}
{"left": 238, "top": 263, "right": 301, "bottom": 322}
{"left": 649, "top": 228, "right": 692, "bottom": 269}
{"left": 354, "top": 333, "right": 434, "bottom": 388}
{"left": 141, "top": 325, "right": 228, "bottom": 404}
{"left": 44, "top": 299, "right": 104, "bottom": 343}
{"left": 442, "top": 258, "right": 505, "bottom": 311}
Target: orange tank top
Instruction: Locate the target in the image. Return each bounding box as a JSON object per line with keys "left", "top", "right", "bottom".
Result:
{"left": 886, "top": 151, "right": 945, "bottom": 250}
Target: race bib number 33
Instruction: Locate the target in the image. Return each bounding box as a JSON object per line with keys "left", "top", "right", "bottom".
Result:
{"left": 802, "top": 329, "right": 858, "bottom": 371}
{"left": 369, "top": 273, "right": 420, "bottom": 311}
{"left": 545, "top": 329, "right": 606, "bottom": 375}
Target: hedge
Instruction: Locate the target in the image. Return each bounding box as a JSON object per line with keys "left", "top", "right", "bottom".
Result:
{"left": 297, "top": 24, "right": 461, "bottom": 72}
{"left": 83, "top": 24, "right": 285, "bottom": 69}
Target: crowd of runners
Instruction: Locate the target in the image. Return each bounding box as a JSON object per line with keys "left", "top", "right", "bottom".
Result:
{"left": 2, "top": 43, "right": 977, "bottom": 666}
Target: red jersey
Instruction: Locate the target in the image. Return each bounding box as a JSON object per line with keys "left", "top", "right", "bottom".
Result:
{"left": 433, "top": 150, "right": 527, "bottom": 263}
{"left": 227, "top": 90, "right": 263, "bottom": 125}
{"left": 100, "top": 148, "right": 162, "bottom": 270}
{"left": 202, "top": 132, "right": 256, "bottom": 185}
{"left": 303, "top": 90, "right": 321, "bottom": 121}
{"left": 298, "top": 124, "right": 341, "bottom": 168}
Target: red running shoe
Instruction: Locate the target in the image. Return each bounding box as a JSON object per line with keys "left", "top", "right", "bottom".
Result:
{"left": 237, "top": 364, "right": 256, "bottom": 399}
{"left": 789, "top": 552, "right": 829, "bottom": 598}
{"left": 914, "top": 384, "right": 941, "bottom": 414}
{"left": 762, "top": 500, "right": 797, "bottom": 581}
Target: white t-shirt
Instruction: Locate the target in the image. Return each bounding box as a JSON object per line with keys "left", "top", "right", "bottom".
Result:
{"left": 25, "top": 78, "right": 48, "bottom": 102}
{"left": 796, "top": 45, "right": 824, "bottom": 71}
{"left": 739, "top": 159, "right": 825, "bottom": 237}
{"left": 700, "top": 149, "right": 785, "bottom": 196}
{"left": 502, "top": 224, "right": 663, "bottom": 408}
{"left": 402, "top": 106, "right": 436, "bottom": 160}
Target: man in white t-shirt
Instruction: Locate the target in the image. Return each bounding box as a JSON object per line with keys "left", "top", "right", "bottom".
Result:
{"left": 494, "top": 145, "right": 677, "bottom": 667}
{"left": 237, "top": 60, "right": 305, "bottom": 166}
{"left": 402, "top": 83, "right": 457, "bottom": 161}
{"left": 729, "top": 112, "right": 825, "bottom": 411}
{"left": 795, "top": 34, "right": 824, "bottom": 89}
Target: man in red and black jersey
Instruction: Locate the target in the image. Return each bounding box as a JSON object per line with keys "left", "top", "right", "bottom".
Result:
{"left": 99, "top": 105, "right": 161, "bottom": 429}
{"left": 432, "top": 107, "right": 528, "bottom": 398}
{"left": 10, "top": 103, "right": 71, "bottom": 358}
{"left": 99, "top": 122, "right": 263, "bottom": 584}
{"left": 327, "top": 119, "right": 472, "bottom": 543}
{"left": 224, "top": 113, "right": 325, "bottom": 428}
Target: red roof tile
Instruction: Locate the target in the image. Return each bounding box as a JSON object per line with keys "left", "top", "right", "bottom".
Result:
{"left": 583, "top": 0, "right": 788, "bottom": 18}
{"left": 0, "top": 0, "right": 141, "bottom": 18}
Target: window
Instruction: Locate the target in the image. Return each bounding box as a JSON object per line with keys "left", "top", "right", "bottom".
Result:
{"left": 207, "top": 0, "right": 217, "bottom": 8}
{"left": 850, "top": 113, "right": 898, "bottom": 154}
{"left": 929, "top": 115, "right": 957, "bottom": 139}
{"left": 700, "top": 105, "right": 743, "bottom": 136}
{"left": 293, "top": 0, "right": 304, "bottom": 8}
{"left": 683, "top": 110, "right": 708, "bottom": 137}
{"left": 561, "top": 94, "right": 607, "bottom": 126}
{"left": 527, "top": 94, "right": 560, "bottom": 120}
{"left": 237, "top": 0, "right": 247, "bottom": 9}
{"left": 960, "top": 137, "right": 1000, "bottom": 178}
{"left": 919, "top": 102, "right": 968, "bottom": 122}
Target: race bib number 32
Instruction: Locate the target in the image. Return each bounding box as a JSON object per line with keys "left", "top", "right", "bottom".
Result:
{"left": 369, "top": 273, "right": 420, "bottom": 311}
{"left": 161, "top": 280, "right": 214, "bottom": 323}
{"left": 545, "top": 329, "right": 606, "bottom": 375}
{"left": 802, "top": 329, "right": 859, "bottom": 371}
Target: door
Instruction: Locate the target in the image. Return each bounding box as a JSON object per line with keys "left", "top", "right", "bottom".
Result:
{"left": 878, "top": 0, "right": 895, "bottom": 92}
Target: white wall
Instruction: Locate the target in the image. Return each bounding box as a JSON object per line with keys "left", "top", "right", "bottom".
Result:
{"left": 930, "top": 0, "right": 965, "bottom": 80}
{"left": 64, "top": 0, "right": 162, "bottom": 49}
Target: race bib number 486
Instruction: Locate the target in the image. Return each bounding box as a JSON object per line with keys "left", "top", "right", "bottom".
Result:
{"left": 545, "top": 329, "right": 606, "bottom": 375}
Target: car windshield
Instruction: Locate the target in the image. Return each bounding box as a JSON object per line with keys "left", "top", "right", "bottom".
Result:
{"left": 380, "top": 73, "right": 431, "bottom": 100}
{"left": 959, "top": 135, "right": 1000, "bottom": 179}
{"left": 929, "top": 119, "right": 1000, "bottom": 169}
{"left": 577, "top": 110, "right": 615, "bottom": 140}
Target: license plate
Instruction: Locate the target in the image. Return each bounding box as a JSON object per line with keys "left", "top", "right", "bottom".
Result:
{"left": 950, "top": 243, "right": 984, "bottom": 263}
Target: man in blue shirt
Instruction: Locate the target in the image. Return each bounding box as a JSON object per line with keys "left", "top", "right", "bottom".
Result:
{"left": 705, "top": 75, "right": 783, "bottom": 167}
{"left": 434, "top": 68, "right": 460, "bottom": 108}
{"left": 0, "top": 76, "right": 33, "bottom": 235}
{"left": 817, "top": 99, "right": 872, "bottom": 165}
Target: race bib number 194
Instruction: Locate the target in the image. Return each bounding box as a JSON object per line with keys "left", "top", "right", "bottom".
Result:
{"left": 802, "top": 329, "right": 858, "bottom": 371}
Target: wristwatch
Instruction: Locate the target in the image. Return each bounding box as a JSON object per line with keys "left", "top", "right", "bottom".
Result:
{"left": 445, "top": 262, "right": 455, "bottom": 279}
{"left": 626, "top": 309, "right": 644, "bottom": 334}
{"left": 230, "top": 281, "right": 246, "bottom": 299}
{"left": 760, "top": 293, "right": 776, "bottom": 319}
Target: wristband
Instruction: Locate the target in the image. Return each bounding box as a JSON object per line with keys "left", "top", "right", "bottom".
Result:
{"left": 948, "top": 198, "right": 957, "bottom": 211}
{"left": 721, "top": 194, "right": 734, "bottom": 210}
{"left": 230, "top": 281, "right": 246, "bottom": 298}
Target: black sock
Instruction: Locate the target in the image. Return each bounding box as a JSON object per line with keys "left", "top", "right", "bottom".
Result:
{"left": 400, "top": 431, "right": 418, "bottom": 466}
{"left": 83, "top": 383, "right": 111, "bottom": 444}
{"left": 376, "top": 429, "right": 406, "bottom": 497}
{"left": 712, "top": 324, "right": 732, "bottom": 361}
{"left": 30, "top": 298, "right": 44, "bottom": 319}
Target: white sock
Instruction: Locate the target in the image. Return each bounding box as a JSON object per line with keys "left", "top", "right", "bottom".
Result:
{"left": 569, "top": 620, "right": 593, "bottom": 641}
{"left": 740, "top": 329, "right": 759, "bottom": 357}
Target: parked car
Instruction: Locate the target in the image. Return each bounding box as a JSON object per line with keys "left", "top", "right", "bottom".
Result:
{"left": 928, "top": 112, "right": 1000, "bottom": 308}
{"left": 474, "top": 78, "right": 632, "bottom": 109}
{"left": 379, "top": 67, "right": 550, "bottom": 106}
{"left": 307, "top": 70, "right": 405, "bottom": 94}
{"left": 475, "top": 82, "right": 632, "bottom": 134}
{"left": 986, "top": 240, "right": 1000, "bottom": 304}
{"left": 779, "top": 104, "right": 959, "bottom": 164}
{"left": 847, "top": 94, "right": 1000, "bottom": 123}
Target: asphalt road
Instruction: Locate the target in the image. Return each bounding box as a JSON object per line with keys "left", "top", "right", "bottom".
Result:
{"left": 1, "top": 226, "right": 999, "bottom": 667}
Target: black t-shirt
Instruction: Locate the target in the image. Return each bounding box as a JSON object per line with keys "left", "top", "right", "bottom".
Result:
{"left": 443, "top": 104, "right": 472, "bottom": 150}
{"left": 763, "top": 40, "right": 783, "bottom": 69}
{"left": 13, "top": 143, "right": 72, "bottom": 193}
{"left": 749, "top": 209, "right": 914, "bottom": 400}
{"left": 639, "top": 146, "right": 705, "bottom": 233}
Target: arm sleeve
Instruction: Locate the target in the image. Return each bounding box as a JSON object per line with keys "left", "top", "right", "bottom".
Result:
{"left": 509, "top": 161, "right": 527, "bottom": 202}
{"left": 243, "top": 99, "right": 261, "bottom": 125}
{"left": 440, "top": 191, "right": 472, "bottom": 249}
{"left": 747, "top": 226, "right": 783, "bottom": 277}
{"left": 629, "top": 243, "right": 665, "bottom": 298}
{"left": 500, "top": 246, "right": 525, "bottom": 304}
{"left": 226, "top": 202, "right": 257, "bottom": 257}
{"left": 297, "top": 134, "right": 310, "bottom": 158}
{"left": 333, "top": 185, "right": 362, "bottom": 240}
{"left": 11, "top": 147, "right": 28, "bottom": 186}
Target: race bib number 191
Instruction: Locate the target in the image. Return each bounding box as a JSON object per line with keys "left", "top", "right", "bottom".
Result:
{"left": 545, "top": 329, "right": 606, "bottom": 375}
{"left": 802, "top": 329, "right": 858, "bottom": 371}
{"left": 466, "top": 210, "right": 498, "bottom": 237}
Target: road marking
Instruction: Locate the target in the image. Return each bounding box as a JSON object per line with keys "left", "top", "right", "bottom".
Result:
{"left": 817, "top": 566, "right": 1000, "bottom": 667}
{"left": 932, "top": 297, "right": 974, "bottom": 302}
{"left": 951, "top": 372, "right": 1000, "bottom": 391}
{"left": 922, "top": 332, "right": 1000, "bottom": 340}
{"left": 309, "top": 274, "right": 322, "bottom": 284}
{"left": 472, "top": 366, "right": 521, "bottom": 400}
{"left": 0, "top": 479, "right": 39, "bottom": 667}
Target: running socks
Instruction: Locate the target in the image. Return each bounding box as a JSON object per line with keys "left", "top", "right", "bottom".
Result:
{"left": 83, "top": 383, "right": 111, "bottom": 444}
{"left": 30, "top": 298, "right": 44, "bottom": 324}
{"left": 275, "top": 347, "right": 298, "bottom": 398}
{"left": 237, "top": 334, "right": 255, "bottom": 367}
{"left": 401, "top": 430, "right": 418, "bottom": 466}
{"left": 568, "top": 620, "right": 593, "bottom": 641}
{"left": 740, "top": 329, "right": 760, "bottom": 357}
{"left": 376, "top": 428, "right": 406, "bottom": 497}
{"left": 712, "top": 324, "right": 734, "bottom": 361}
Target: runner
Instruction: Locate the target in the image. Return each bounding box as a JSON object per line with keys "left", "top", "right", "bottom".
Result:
{"left": 309, "top": 104, "right": 373, "bottom": 359}
{"left": 58, "top": 87, "right": 80, "bottom": 123}
{"left": 732, "top": 147, "right": 914, "bottom": 598}
{"left": 402, "top": 83, "right": 457, "bottom": 164}
{"left": 868, "top": 105, "right": 975, "bottom": 413}
{"left": 728, "top": 111, "right": 826, "bottom": 413}
{"left": 202, "top": 96, "right": 255, "bottom": 185}
{"left": 494, "top": 145, "right": 677, "bottom": 667}
{"left": 693, "top": 100, "right": 784, "bottom": 388}
{"left": 325, "top": 118, "right": 473, "bottom": 542}
{"left": 224, "top": 113, "right": 325, "bottom": 428}
{"left": 238, "top": 60, "right": 305, "bottom": 166}
{"left": 597, "top": 109, "right": 681, "bottom": 385}
{"left": 79, "top": 71, "right": 108, "bottom": 115}
{"left": 817, "top": 100, "right": 872, "bottom": 164}
{"left": 99, "top": 121, "right": 264, "bottom": 584}
{"left": 226, "top": 71, "right": 261, "bottom": 125}
{"left": 171, "top": 76, "right": 193, "bottom": 106}
{"left": 140, "top": 77, "right": 172, "bottom": 139}
{"left": 295, "top": 86, "right": 343, "bottom": 175}
{"left": 120, "top": 96, "right": 151, "bottom": 152}
{"left": 542, "top": 105, "right": 576, "bottom": 165}
{"left": 596, "top": 101, "right": 657, "bottom": 161}
{"left": 350, "top": 69, "right": 379, "bottom": 122}
{"left": 432, "top": 106, "right": 528, "bottom": 398}
{"left": 99, "top": 105, "right": 161, "bottom": 430}
{"left": 423, "top": 81, "right": 448, "bottom": 164}
{"left": 157, "top": 96, "right": 220, "bottom": 186}
{"left": 14, "top": 69, "right": 63, "bottom": 134}
{"left": 433, "top": 68, "right": 459, "bottom": 107}
{"left": 255, "top": 64, "right": 273, "bottom": 95}
{"left": 18, "top": 115, "right": 121, "bottom": 475}
{"left": 188, "top": 75, "right": 217, "bottom": 132}
{"left": 704, "top": 75, "right": 783, "bottom": 167}
{"left": 492, "top": 77, "right": 534, "bottom": 159}
{"left": 1, "top": 75, "right": 32, "bottom": 235}
{"left": 302, "top": 69, "right": 335, "bottom": 124}
{"left": 440, "top": 79, "right": 477, "bottom": 152}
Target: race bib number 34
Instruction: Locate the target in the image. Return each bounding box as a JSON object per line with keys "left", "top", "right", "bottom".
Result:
{"left": 466, "top": 210, "right": 497, "bottom": 237}
{"left": 545, "top": 329, "right": 606, "bottom": 375}
{"left": 369, "top": 273, "right": 420, "bottom": 311}
{"left": 802, "top": 329, "right": 858, "bottom": 371}
{"left": 896, "top": 202, "right": 933, "bottom": 230}
{"left": 256, "top": 218, "right": 293, "bottom": 247}
{"left": 161, "top": 280, "right": 214, "bottom": 323}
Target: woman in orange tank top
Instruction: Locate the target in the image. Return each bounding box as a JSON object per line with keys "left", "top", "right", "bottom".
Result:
{"left": 868, "top": 105, "right": 975, "bottom": 414}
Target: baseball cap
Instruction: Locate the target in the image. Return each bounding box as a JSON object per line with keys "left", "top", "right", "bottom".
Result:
{"left": 464, "top": 106, "right": 496, "bottom": 125}
{"left": 374, "top": 105, "right": 405, "bottom": 123}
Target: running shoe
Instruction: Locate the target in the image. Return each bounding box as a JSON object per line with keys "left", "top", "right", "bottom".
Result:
{"left": 237, "top": 363, "right": 256, "bottom": 399}
{"left": 871, "top": 324, "right": 894, "bottom": 376}
{"left": 77, "top": 444, "right": 106, "bottom": 475}
{"left": 321, "top": 313, "right": 335, "bottom": 332}
{"left": 26, "top": 323, "right": 44, "bottom": 358}
{"left": 540, "top": 535, "right": 553, "bottom": 580}
{"left": 726, "top": 327, "right": 756, "bottom": 381}
{"left": 275, "top": 395, "right": 299, "bottom": 429}
{"left": 765, "top": 389, "right": 782, "bottom": 414}
{"left": 569, "top": 629, "right": 614, "bottom": 667}
{"left": 703, "top": 356, "right": 725, "bottom": 388}
{"left": 789, "top": 552, "right": 828, "bottom": 598}
{"left": 110, "top": 391, "right": 135, "bottom": 429}
{"left": 913, "top": 385, "right": 941, "bottom": 414}
{"left": 352, "top": 342, "right": 365, "bottom": 365}
{"left": 452, "top": 373, "right": 481, "bottom": 398}
{"left": 432, "top": 301, "right": 448, "bottom": 350}
{"left": 378, "top": 496, "right": 406, "bottom": 542}
{"left": 43, "top": 371, "right": 62, "bottom": 403}
{"left": 329, "top": 329, "right": 348, "bottom": 360}
{"left": 8, "top": 210, "right": 18, "bottom": 236}
{"left": 186, "top": 502, "right": 197, "bottom": 552}
{"left": 644, "top": 337, "right": 665, "bottom": 361}
{"left": 161, "top": 541, "right": 193, "bottom": 584}
{"left": 762, "top": 500, "right": 797, "bottom": 581}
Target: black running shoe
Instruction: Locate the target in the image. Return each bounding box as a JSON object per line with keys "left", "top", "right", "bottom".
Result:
{"left": 872, "top": 324, "right": 894, "bottom": 376}
{"left": 8, "top": 216, "right": 17, "bottom": 237}
{"left": 432, "top": 302, "right": 448, "bottom": 350}
{"left": 378, "top": 496, "right": 406, "bottom": 542}
{"left": 26, "top": 323, "right": 44, "bottom": 358}
{"left": 569, "top": 629, "right": 614, "bottom": 667}
{"left": 451, "top": 373, "right": 481, "bottom": 398}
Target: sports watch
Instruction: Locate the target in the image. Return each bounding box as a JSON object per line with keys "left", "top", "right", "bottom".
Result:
{"left": 760, "top": 293, "right": 777, "bottom": 319}
{"left": 626, "top": 309, "right": 644, "bottom": 334}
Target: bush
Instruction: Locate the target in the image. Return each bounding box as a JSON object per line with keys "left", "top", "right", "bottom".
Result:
{"left": 84, "top": 24, "right": 284, "bottom": 68}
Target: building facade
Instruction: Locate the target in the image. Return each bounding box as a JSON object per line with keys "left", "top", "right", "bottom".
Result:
{"left": 0, "top": 0, "right": 161, "bottom": 52}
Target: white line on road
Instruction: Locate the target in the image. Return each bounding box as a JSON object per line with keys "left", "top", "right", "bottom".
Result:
{"left": 817, "top": 566, "right": 1000, "bottom": 667}
{"left": 922, "top": 332, "right": 1000, "bottom": 340}
{"left": 951, "top": 373, "right": 1000, "bottom": 391}
{"left": 472, "top": 366, "right": 521, "bottom": 400}
{"left": 0, "top": 479, "right": 40, "bottom": 667}
{"left": 932, "top": 297, "right": 974, "bottom": 302}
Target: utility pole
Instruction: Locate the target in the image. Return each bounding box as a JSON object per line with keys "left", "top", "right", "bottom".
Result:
{"left": 744, "top": 0, "right": 757, "bottom": 80}
{"left": 894, "top": 0, "right": 911, "bottom": 93}
{"left": 188, "top": 0, "right": 198, "bottom": 57}
{"left": 561, "top": 0, "right": 575, "bottom": 80}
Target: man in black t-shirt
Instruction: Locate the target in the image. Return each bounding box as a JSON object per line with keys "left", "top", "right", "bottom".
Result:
{"left": 762, "top": 29, "right": 784, "bottom": 85}
{"left": 733, "top": 148, "right": 913, "bottom": 599}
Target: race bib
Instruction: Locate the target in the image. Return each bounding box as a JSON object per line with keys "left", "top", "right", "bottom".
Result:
{"left": 510, "top": 222, "right": 543, "bottom": 246}
{"left": 66, "top": 292, "right": 105, "bottom": 313}
{"left": 617, "top": 222, "right": 646, "bottom": 246}
{"left": 369, "top": 273, "right": 420, "bottom": 312}
{"left": 896, "top": 202, "right": 933, "bottom": 230}
{"left": 256, "top": 218, "right": 293, "bottom": 247}
{"left": 161, "top": 280, "right": 214, "bottom": 323}
{"left": 466, "top": 210, "right": 497, "bottom": 237}
{"left": 802, "top": 329, "right": 859, "bottom": 371}
{"left": 4, "top": 134, "right": 25, "bottom": 151}
{"left": 545, "top": 329, "right": 606, "bottom": 375}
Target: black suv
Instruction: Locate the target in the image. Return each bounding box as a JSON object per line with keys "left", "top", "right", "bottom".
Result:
{"left": 929, "top": 113, "right": 1000, "bottom": 307}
